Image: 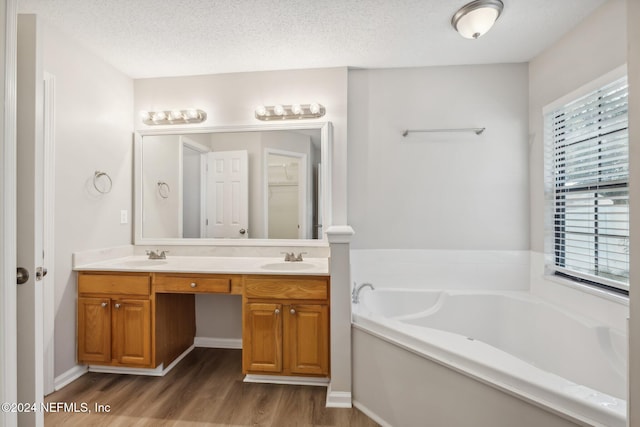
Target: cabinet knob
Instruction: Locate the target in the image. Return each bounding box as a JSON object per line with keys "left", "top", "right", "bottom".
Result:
{"left": 190, "top": 282, "right": 197, "bottom": 288}
{"left": 101, "top": 302, "right": 108, "bottom": 308}
{"left": 290, "top": 308, "right": 296, "bottom": 315}
{"left": 274, "top": 309, "right": 280, "bottom": 315}
{"left": 114, "top": 303, "right": 121, "bottom": 309}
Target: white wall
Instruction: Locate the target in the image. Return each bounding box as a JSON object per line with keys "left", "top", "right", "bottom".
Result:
{"left": 42, "top": 22, "right": 134, "bottom": 377}
{"left": 348, "top": 64, "right": 529, "bottom": 250}
{"left": 182, "top": 144, "right": 201, "bottom": 238}
{"left": 141, "top": 134, "right": 181, "bottom": 238}
{"left": 527, "top": 0, "right": 628, "bottom": 329}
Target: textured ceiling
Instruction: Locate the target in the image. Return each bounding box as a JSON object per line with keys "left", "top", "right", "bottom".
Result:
{"left": 18, "top": 0, "right": 607, "bottom": 79}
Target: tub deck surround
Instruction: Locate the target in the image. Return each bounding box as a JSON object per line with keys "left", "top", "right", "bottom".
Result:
{"left": 350, "top": 249, "right": 530, "bottom": 290}
{"left": 352, "top": 288, "right": 627, "bottom": 427}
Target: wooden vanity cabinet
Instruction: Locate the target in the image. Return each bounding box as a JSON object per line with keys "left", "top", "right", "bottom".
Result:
{"left": 78, "top": 270, "right": 330, "bottom": 379}
{"left": 243, "top": 276, "right": 329, "bottom": 377}
{"left": 77, "top": 272, "right": 153, "bottom": 367}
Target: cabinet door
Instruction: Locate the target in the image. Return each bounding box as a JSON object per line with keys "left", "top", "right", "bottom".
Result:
{"left": 113, "top": 299, "right": 151, "bottom": 366}
{"left": 287, "top": 304, "right": 329, "bottom": 376}
{"left": 243, "top": 303, "right": 283, "bottom": 373}
{"left": 77, "top": 297, "right": 111, "bottom": 363}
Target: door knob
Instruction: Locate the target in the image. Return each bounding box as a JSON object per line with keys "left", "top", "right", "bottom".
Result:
{"left": 239, "top": 228, "right": 246, "bottom": 235}
{"left": 16, "top": 267, "right": 29, "bottom": 285}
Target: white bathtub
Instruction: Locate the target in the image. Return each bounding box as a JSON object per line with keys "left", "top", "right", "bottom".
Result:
{"left": 352, "top": 288, "right": 627, "bottom": 427}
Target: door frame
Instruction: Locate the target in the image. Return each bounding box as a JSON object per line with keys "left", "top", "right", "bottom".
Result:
{"left": 42, "top": 71, "right": 55, "bottom": 395}
{"left": 0, "top": 1, "right": 18, "bottom": 425}
{"left": 179, "top": 136, "right": 208, "bottom": 238}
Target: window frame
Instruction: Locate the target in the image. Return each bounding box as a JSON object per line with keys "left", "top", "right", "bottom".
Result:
{"left": 543, "top": 65, "right": 629, "bottom": 295}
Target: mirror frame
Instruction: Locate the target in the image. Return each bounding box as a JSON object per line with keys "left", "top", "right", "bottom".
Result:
{"left": 134, "top": 122, "right": 332, "bottom": 246}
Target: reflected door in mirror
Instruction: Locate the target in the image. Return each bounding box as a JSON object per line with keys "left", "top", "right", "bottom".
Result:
{"left": 206, "top": 150, "right": 249, "bottom": 238}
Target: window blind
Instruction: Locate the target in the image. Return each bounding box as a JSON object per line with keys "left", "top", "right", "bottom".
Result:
{"left": 547, "top": 76, "right": 629, "bottom": 291}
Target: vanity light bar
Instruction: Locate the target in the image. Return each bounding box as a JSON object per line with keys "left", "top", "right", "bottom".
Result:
{"left": 255, "top": 103, "right": 325, "bottom": 121}
{"left": 140, "top": 109, "right": 207, "bottom": 125}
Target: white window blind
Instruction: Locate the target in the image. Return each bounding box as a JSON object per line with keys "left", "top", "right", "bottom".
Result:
{"left": 546, "top": 76, "right": 629, "bottom": 292}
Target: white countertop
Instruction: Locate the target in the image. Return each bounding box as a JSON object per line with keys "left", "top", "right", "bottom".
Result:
{"left": 74, "top": 255, "right": 330, "bottom": 276}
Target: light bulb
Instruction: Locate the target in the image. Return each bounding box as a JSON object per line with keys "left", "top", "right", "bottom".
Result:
{"left": 140, "top": 111, "right": 151, "bottom": 121}
{"left": 169, "top": 110, "right": 183, "bottom": 121}
{"left": 309, "top": 103, "right": 321, "bottom": 114}
{"left": 274, "top": 105, "right": 285, "bottom": 116}
{"left": 255, "top": 105, "right": 267, "bottom": 116}
{"left": 153, "top": 111, "right": 167, "bottom": 122}
{"left": 184, "top": 109, "right": 199, "bottom": 119}
{"left": 291, "top": 104, "right": 303, "bottom": 115}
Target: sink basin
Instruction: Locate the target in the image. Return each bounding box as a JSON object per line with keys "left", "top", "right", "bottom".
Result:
{"left": 260, "top": 262, "right": 315, "bottom": 271}
{"left": 117, "top": 259, "right": 168, "bottom": 267}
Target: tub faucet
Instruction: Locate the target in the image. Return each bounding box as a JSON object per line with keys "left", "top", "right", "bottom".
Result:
{"left": 352, "top": 282, "right": 374, "bottom": 304}
{"left": 146, "top": 249, "right": 168, "bottom": 260}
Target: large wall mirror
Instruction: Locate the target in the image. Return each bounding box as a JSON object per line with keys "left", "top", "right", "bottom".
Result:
{"left": 134, "top": 122, "right": 332, "bottom": 245}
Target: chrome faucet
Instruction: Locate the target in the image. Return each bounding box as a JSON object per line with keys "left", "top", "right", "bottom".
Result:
{"left": 352, "top": 282, "right": 374, "bottom": 304}
{"left": 282, "top": 252, "right": 306, "bottom": 262}
{"left": 146, "top": 249, "right": 168, "bottom": 260}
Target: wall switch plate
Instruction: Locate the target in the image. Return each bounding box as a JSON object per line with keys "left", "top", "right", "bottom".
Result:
{"left": 120, "top": 210, "right": 128, "bottom": 224}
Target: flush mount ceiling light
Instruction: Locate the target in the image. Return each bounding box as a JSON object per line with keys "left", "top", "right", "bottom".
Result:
{"left": 140, "top": 109, "right": 207, "bottom": 125}
{"left": 451, "top": 0, "right": 504, "bottom": 39}
{"left": 255, "top": 103, "right": 325, "bottom": 121}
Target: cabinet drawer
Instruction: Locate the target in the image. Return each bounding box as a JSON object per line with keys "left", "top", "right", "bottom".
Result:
{"left": 78, "top": 273, "right": 150, "bottom": 296}
{"left": 245, "top": 277, "right": 328, "bottom": 300}
{"left": 154, "top": 275, "right": 232, "bottom": 294}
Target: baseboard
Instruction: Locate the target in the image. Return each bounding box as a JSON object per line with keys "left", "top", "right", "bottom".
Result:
{"left": 54, "top": 365, "right": 89, "bottom": 391}
{"left": 89, "top": 345, "right": 194, "bottom": 377}
{"left": 194, "top": 336, "right": 242, "bottom": 349}
{"left": 160, "top": 344, "right": 195, "bottom": 374}
{"left": 89, "top": 363, "right": 165, "bottom": 376}
{"left": 244, "top": 374, "right": 329, "bottom": 387}
{"left": 325, "top": 383, "right": 352, "bottom": 408}
{"left": 353, "top": 400, "right": 393, "bottom": 427}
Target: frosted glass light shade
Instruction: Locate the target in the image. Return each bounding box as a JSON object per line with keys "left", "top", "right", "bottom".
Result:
{"left": 452, "top": 0, "right": 503, "bottom": 39}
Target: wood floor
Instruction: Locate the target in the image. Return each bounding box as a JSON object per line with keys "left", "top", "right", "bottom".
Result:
{"left": 45, "top": 348, "right": 379, "bottom": 426}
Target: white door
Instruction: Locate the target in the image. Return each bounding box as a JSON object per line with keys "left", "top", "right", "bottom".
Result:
{"left": 16, "top": 14, "right": 45, "bottom": 427}
{"left": 1, "top": 1, "right": 18, "bottom": 426}
{"left": 206, "top": 150, "right": 249, "bottom": 238}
